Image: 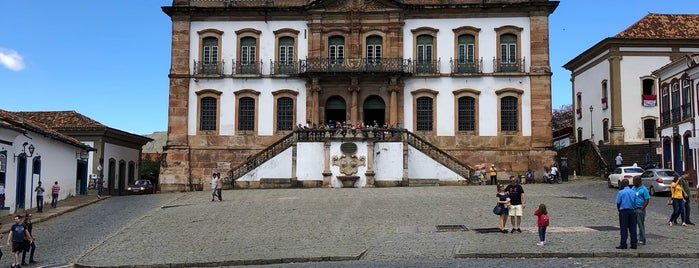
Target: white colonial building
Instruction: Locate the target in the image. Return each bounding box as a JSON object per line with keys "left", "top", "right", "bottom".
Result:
{"left": 160, "top": 0, "right": 559, "bottom": 190}
{"left": 564, "top": 14, "right": 699, "bottom": 146}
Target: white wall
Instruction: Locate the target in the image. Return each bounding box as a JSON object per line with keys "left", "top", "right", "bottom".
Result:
{"left": 407, "top": 147, "right": 464, "bottom": 180}
{"left": 238, "top": 146, "right": 294, "bottom": 181}
{"left": 103, "top": 142, "right": 141, "bottom": 189}
{"left": 373, "top": 142, "right": 404, "bottom": 180}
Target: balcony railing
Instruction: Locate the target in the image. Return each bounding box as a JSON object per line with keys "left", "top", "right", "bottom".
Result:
{"left": 193, "top": 60, "right": 224, "bottom": 75}
{"left": 299, "top": 58, "right": 412, "bottom": 74}
{"left": 661, "top": 110, "right": 671, "bottom": 126}
{"left": 232, "top": 59, "right": 263, "bottom": 75}
{"left": 494, "top": 57, "right": 526, "bottom": 73}
{"left": 413, "top": 59, "right": 440, "bottom": 74}
{"left": 682, "top": 103, "right": 692, "bottom": 120}
{"left": 450, "top": 58, "right": 482, "bottom": 74}
{"left": 671, "top": 107, "right": 681, "bottom": 123}
{"left": 270, "top": 60, "right": 299, "bottom": 75}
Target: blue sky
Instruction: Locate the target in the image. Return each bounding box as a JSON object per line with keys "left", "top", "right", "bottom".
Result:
{"left": 1, "top": 0, "right": 698, "bottom": 135}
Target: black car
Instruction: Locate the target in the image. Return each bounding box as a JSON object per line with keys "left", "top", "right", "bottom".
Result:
{"left": 127, "top": 179, "right": 155, "bottom": 194}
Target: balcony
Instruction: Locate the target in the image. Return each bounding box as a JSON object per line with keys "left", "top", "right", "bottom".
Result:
{"left": 682, "top": 103, "right": 692, "bottom": 120}
{"left": 494, "top": 57, "right": 526, "bottom": 73}
{"left": 270, "top": 60, "right": 299, "bottom": 75}
{"left": 298, "top": 58, "right": 413, "bottom": 75}
{"left": 450, "top": 58, "right": 482, "bottom": 74}
{"left": 193, "top": 60, "right": 224, "bottom": 75}
{"left": 661, "top": 110, "right": 670, "bottom": 126}
{"left": 232, "top": 60, "right": 263, "bottom": 75}
{"left": 413, "top": 59, "right": 440, "bottom": 75}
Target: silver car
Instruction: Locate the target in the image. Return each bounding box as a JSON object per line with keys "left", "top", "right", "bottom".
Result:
{"left": 639, "top": 169, "right": 677, "bottom": 196}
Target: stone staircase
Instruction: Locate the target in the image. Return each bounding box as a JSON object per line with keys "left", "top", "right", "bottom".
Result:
{"left": 598, "top": 141, "right": 660, "bottom": 170}
{"left": 224, "top": 129, "right": 476, "bottom": 187}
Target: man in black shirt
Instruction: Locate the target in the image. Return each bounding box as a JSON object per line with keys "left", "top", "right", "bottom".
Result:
{"left": 505, "top": 176, "right": 526, "bottom": 233}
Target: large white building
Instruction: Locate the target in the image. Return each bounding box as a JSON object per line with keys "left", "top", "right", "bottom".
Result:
{"left": 564, "top": 14, "right": 699, "bottom": 147}
{"left": 160, "top": 0, "right": 559, "bottom": 190}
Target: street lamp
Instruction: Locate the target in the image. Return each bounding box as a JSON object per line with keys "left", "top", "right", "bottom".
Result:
{"left": 589, "top": 105, "right": 594, "bottom": 141}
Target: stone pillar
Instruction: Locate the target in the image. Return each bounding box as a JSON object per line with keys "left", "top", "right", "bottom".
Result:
{"left": 402, "top": 140, "right": 409, "bottom": 186}
{"left": 388, "top": 77, "right": 400, "bottom": 127}
{"left": 608, "top": 54, "right": 625, "bottom": 144}
{"left": 291, "top": 143, "right": 298, "bottom": 187}
{"left": 322, "top": 141, "right": 332, "bottom": 188}
{"left": 307, "top": 77, "right": 321, "bottom": 124}
{"left": 160, "top": 13, "right": 192, "bottom": 192}
{"left": 528, "top": 13, "right": 554, "bottom": 149}
{"left": 365, "top": 141, "right": 375, "bottom": 187}
{"left": 349, "top": 76, "right": 360, "bottom": 123}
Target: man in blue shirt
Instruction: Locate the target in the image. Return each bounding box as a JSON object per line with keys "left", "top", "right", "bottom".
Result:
{"left": 615, "top": 179, "right": 637, "bottom": 249}
{"left": 631, "top": 176, "right": 650, "bottom": 245}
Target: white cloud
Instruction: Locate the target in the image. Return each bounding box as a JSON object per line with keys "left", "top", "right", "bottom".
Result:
{"left": 0, "top": 48, "right": 26, "bottom": 71}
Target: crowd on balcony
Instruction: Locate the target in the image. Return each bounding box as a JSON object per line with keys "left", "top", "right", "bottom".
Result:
{"left": 295, "top": 120, "right": 404, "bottom": 141}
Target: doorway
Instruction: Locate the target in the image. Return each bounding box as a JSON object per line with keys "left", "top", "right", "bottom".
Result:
{"left": 15, "top": 155, "right": 27, "bottom": 209}
{"left": 76, "top": 160, "right": 88, "bottom": 195}
{"left": 326, "top": 96, "right": 347, "bottom": 124}
{"left": 363, "top": 95, "right": 386, "bottom": 127}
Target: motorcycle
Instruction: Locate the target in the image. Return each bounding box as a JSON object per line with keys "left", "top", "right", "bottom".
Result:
{"left": 543, "top": 173, "right": 561, "bottom": 184}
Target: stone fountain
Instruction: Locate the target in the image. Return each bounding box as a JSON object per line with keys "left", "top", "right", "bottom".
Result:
{"left": 331, "top": 143, "right": 366, "bottom": 187}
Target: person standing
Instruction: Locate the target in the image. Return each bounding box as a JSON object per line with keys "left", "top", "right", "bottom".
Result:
{"left": 216, "top": 173, "right": 223, "bottom": 201}
{"left": 495, "top": 184, "right": 510, "bottom": 233}
{"left": 96, "top": 175, "right": 104, "bottom": 199}
{"left": 679, "top": 171, "right": 694, "bottom": 225}
{"left": 34, "top": 182, "right": 44, "bottom": 213}
{"left": 668, "top": 176, "right": 687, "bottom": 226}
{"left": 615, "top": 178, "right": 637, "bottom": 249}
{"left": 7, "top": 215, "right": 32, "bottom": 268}
{"left": 615, "top": 153, "right": 623, "bottom": 168}
{"left": 210, "top": 173, "right": 219, "bottom": 202}
{"left": 489, "top": 164, "right": 498, "bottom": 185}
{"left": 631, "top": 176, "right": 650, "bottom": 245}
{"left": 21, "top": 213, "right": 35, "bottom": 265}
{"left": 505, "top": 176, "right": 526, "bottom": 233}
{"left": 51, "top": 181, "right": 60, "bottom": 208}
{"left": 534, "top": 204, "right": 549, "bottom": 246}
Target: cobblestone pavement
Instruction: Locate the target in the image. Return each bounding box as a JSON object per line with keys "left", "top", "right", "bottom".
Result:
{"left": 57, "top": 176, "right": 699, "bottom": 267}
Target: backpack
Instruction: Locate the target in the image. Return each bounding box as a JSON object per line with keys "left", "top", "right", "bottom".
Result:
{"left": 541, "top": 214, "right": 550, "bottom": 227}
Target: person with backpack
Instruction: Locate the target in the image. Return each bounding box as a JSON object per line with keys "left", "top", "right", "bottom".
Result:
{"left": 534, "top": 203, "right": 549, "bottom": 246}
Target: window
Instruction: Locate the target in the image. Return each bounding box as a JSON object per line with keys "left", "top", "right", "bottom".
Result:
{"left": 278, "top": 37, "right": 295, "bottom": 74}
{"left": 366, "top": 35, "right": 382, "bottom": 64}
{"left": 416, "top": 35, "right": 434, "bottom": 74}
{"left": 671, "top": 82, "right": 680, "bottom": 122}
{"left": 240, "top": 37, "right": 257, "bottom": 74}
{"left": 601, "top": 80, "right": 608, "bottom": 110}
{"left": 197, "top": 29, "right": 223, "bottom": 75}
{"left": 196, "top": 89, "right": 222, "bottom": 134}
{"left": 603, "top": 118, "right": 609, "bottom": 142}
{"left": 200, "top": 97, "right": 217, "bottom": 131}
{"left": 577, "top": 127, "right": 583, "bottom": 142}
{"left": 416, "top": 96, "right": 433, "bottom": 131}
{"left": 661, "top": 85, "right": 669, "bottom": 125}
{"left": 499, "top": 34, "right": 517, "bottom": 72}
{"left": 643, "top": 118, "right": 656, "bottom": 139}
{"left": 238, "top": 97, "right": 255, "bottom": 131}
{"left": 642, "top": 78, "right": 654, "bottom": 95}
{"left": 457, "top": 34, "right": 475, "bottom": 73}
{"left": 277, "top": 97, "right": 294, "bottom": 131}
{"left": 329, "top": 36, "right": 345, "bottom": 65}
{"left": 458, "top": 96, "right": 475, "bottom": 131}
{"left": 500, "top": 96, "right": 518, "bottom": 131}
{"left": 682, "top": 77, "right": 691, "bottom": 119}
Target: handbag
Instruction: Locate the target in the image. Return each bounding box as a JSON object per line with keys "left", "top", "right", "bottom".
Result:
{"left": 493, "top": 204, "right": 502, "bottom": 215}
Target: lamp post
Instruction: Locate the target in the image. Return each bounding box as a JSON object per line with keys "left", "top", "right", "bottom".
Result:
{"left": 589, "top": 105, "right": 594, "bottom": 141}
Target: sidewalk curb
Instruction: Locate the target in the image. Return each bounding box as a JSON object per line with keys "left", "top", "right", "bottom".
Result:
{"left": 1, "top": 196, "right": 111, "bottom": 235}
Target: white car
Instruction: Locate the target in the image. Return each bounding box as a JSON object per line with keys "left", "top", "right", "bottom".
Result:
{"left": 608, "top": 166, "right": 644, "bottom": 188}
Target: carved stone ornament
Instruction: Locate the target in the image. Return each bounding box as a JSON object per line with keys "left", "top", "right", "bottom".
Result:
{"left": 331, "top": 143, "right": 366, "bottom": 176}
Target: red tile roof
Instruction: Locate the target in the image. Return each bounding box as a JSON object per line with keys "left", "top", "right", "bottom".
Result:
{"left": 615, "top": 13, "right": 699, "bottom": 39}
{"left": 12, "top": 111, "right": 105, "bottom": 130}
{"left": 0, "top": 109, "right": 90, "bottom": 149}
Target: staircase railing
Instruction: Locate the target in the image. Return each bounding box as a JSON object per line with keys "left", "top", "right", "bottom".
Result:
{"left": 225, "top": 132, "right": 297, "bottom": 183}
{"left": 404, "top": 131, "right": 475, "bottom": 183}
{"left": 225, "top": 128, "right": 476, "bottom": 184}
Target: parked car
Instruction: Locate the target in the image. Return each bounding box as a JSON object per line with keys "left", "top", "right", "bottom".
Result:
{"left": 608, "top": 166, "right": 644, "bottom": 188}
{"left": 127, "top": 179, "right": 155, "bottom": 194}
{"left": 639, "top": 169, "right": 678, "bottom": 196}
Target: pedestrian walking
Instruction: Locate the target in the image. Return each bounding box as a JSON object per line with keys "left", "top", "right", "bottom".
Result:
{"left": 505, "top": 176, "right": 526, "bottom": 233}
{"left": 7, "top": 215, "right": 33, "bottom": 268}
{"left": 495, "top": 184, "right": 510, "bottom": 233}
{"left": 631, "top": 176, "right": 650, "bottom": 245}
{"left": 679, "top": 171, "right": 694, "bottom": 225}
{"left": 21, "top": 213, "right": 36, "bottom": 265}
{"left": 34, "top": 182, "right": 44, "bottom": 213}
{"left": 615, "top": 178, "right": 637, "bottom": 249}
{"left": 97, "top": 175, "right": 104, "bottom": 199}
{"left": 216, "top": 173, "right": 223, "bottom": 201}
{"left": 489, "top": 164, "right": 498, "bottom": 185}
{"left": 615, "top": 153, "right": 623, "bottom": 168}
{"left": 534, "top": 204, "right": 549, "bottom": 246}
{"left": 211, "top": 173, "right": 219, "bottom": 202}
{"left": 51, "top": 181, "right": 60, "bottom": 208}
{"left": 668, "top": 176, "right": 687, "bottom": 226}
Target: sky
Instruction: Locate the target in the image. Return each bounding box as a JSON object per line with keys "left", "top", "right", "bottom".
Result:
{"left": 2, "top": 0, "right": 698, "bottom": 135}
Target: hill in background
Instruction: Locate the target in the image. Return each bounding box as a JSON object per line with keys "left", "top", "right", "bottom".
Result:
{"left": 142, "top": 131, "right": 167, "bottom": 153}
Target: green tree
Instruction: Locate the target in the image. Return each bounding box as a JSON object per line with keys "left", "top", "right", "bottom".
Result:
{"left": 140, "top": 153, "right": 162, "bottom": 185}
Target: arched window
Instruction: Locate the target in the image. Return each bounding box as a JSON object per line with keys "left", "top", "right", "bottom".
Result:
{"left": 200, "top": 97, "right": 217, "bottom": 131}
{"left": 238, "top": 97, "right": 255, "bottom": 131}
{"left": 277, "top": 97, "right": 294, "bottom": 131}
{"left": 202, "top": 37, "right": 219, "bottom": 74}
{"left": 458, "top": 96, "right": 475, "bottom": 131}
{"left": 366, "top": 35, "right": 382, "bottom": 64}
{"left": 416, "top": 35, "right": 434, "bottom": 74}
{"left": 457, "top": 34, "right": 475, "bottom": 73}
{"left": 603, "top": 118, "right": 609, "bottom": 142}
{"left": 643, "top": 118, "right": 657, "bottom": 139}
{"left": 499, "top": 34, "right": 517, "bottom": 72}
{"left": 277, "top": 36, "right": 295, "bottom": 74}
{"left": 329, "top": 36, "right": 345, "bottom": 65}
{"left": 416, "top": 96, "right": 433, "bottom": 131}
{"left": 500, "top": 96, "right": 518, "bottom": 131}
{"left": 240, "top": 37, "right": 257, "bottom": 74}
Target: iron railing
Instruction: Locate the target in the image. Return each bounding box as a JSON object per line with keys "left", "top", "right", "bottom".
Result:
{"left": 270, "top": 60, "right": 299, "bottom": 75}
{"left": 193, "top": 60, "right": 224, "bottom": 75}
{"left": 493, "top": 57, "right": 526, "bottom": 73}
{"left": 450, "top": 57, "right": 482, "bottom": 74}
{"left": 413, "top": 59, "right": 440, "bottom": 74}
{"left": 299, "top": 58, "right": 412, "bottom": 74}
{"left": 232, "top": 59, "right": 263, "bottom": 75}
